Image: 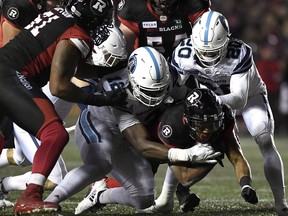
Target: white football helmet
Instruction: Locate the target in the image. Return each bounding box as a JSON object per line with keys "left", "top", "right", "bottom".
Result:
{"left": 191, "top": 11, "right": 230, "bottom": 68}
{"left": 127, "top": 46, "right": 170, "bottom": 107}
{"left": 90, "top": 26, "right": 127, "bottom": 67}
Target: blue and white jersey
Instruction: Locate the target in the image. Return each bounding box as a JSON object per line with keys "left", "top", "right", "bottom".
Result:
{"left": 87, "top": 63, "right": 187, "bottom": 134}
{"left": 171, "top": 37, "right": 266, "bottom": 97}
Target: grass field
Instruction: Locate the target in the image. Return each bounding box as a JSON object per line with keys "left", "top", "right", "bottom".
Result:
{"left": 1, "top": 134, "right": 288, "bottom": 216}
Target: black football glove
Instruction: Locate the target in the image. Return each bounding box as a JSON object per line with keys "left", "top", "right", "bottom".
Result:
{"left": 241, "top": 185, "right": 258, "bottom": 204}
{"left": 98, "top": 89, "right": 127, "bottom": 106}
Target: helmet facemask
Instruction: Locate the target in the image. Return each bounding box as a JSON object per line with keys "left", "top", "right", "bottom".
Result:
{"left": 130, "top": 77, "right": 169, "bottom": 107}
{"left": 91, "top": 26, "right": 127, "bottom": 66}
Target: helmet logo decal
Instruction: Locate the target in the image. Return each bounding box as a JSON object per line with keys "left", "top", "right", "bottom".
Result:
{"left": 91, "top": 0, "right": 107, "bottom": 14}
{"left": 161, "top": 125, "right": 172, "bottom": 138}
{"left": 187, "top": 90, "right": 201, "bottom": 106}
{"left": 128, "top": 55, "right": 137, "bottom": 74}
{"left": 7, "top": 7, "right": 19, "bottom": 20}
{"left": 144, "top": 47, "right": 160, "bottom": 82}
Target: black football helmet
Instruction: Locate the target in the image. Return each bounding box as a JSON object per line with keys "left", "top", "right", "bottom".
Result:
{"left": 184, "top": 88, "right": 224, "bottom": 143}
{"left": 149, "top": 0, "right": 179, "bottom": 16}
{"left": 67, "top": 0, "right": 114, "bottom": 45}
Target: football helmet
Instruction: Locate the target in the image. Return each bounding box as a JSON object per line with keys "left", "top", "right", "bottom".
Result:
{"left": 184, "top": 88, "right": 224, "bottom": 143}
{"left": 127, "top": 46, "right": 170, "bottom": 107}
{"left": 91, "top": 26, "right": 127, "bottom": 67}
{"left": 191, "top": 11, "right": 230, "bottom": 68}
{"left": 67, "top": 0, "right": 114, "bottom": 45}
{"left": 149, "top": 0, "right": 179, "bottom": 16}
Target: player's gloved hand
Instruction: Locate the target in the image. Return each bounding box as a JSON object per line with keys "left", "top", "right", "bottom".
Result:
{"left": 187, "top": 144, "right": 222, "bottom": 163}
{"left": 168, "top": 144, "right": 222, "bottom": 163}
{"left": 241, "top": 185, "right": 258, "bottom": 204}
{"left": 97, "top": 89, "right": 127, "bottom": 106}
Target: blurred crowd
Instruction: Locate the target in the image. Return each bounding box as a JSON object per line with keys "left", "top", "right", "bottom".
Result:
{"left": 212, "top": 0, "right": 288, "bottom": 135}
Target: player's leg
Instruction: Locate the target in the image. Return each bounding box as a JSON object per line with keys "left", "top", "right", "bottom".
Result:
{"left": 46, "top": 109, "right": 114, "bottom": 206}
{"left": 100, "top": 143, "right": 155, "bottom": 210}
{"left": 0, "top": 68, "right": 69, "bottom": 214}
{"left": 242, "top": 93, "right": 288, "bottom": 215}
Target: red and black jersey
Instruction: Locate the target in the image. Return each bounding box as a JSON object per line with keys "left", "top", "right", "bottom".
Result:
{"left": 157, "top": 102, "right": 235, "bottom": 155}
{"left": 0, "top": 7, "right": 93, "bottom": 87}
{"left": 117, "top": 0, "right": 210, "bottom": 58}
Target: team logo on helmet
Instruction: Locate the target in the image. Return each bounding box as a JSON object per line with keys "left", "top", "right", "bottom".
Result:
{"left": 128, "top": 55, "right": 137, "bottom": 74}
{"left": 161, "top": 125, "right": 172, "bottom": 138}
{"left": 90, "top": 0, "right": 109, "bottom": 15}
{"left": 7, "top": 7, "right": 19, "bottom": 20}
{"left": 186, "top": 90, "right": 202, "bottom": 106}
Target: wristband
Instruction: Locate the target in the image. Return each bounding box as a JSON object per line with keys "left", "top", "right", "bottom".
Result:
{"left": 168, "top": 148, "right": 188, "bottom": 162}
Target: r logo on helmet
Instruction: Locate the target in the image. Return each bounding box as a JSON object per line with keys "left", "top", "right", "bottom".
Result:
{"left": 91, "top": 0, "right": 108, "bottom": 15}
{"left": 187, "top": 90, "right": 201, "bottom": 106}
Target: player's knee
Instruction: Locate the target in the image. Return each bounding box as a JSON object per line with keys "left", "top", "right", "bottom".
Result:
{"left": 40, "top": 121, "right": 69, "bottom": 148}
{"left": 255, "top": 132, "right": 275, "bottom": 153}
{"left": 131, "top": 194, "right": 154, "bottom": 209}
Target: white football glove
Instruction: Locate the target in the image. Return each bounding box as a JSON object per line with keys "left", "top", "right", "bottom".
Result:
{"left": 168, "top": 144, "right": 222, "bottom": 163}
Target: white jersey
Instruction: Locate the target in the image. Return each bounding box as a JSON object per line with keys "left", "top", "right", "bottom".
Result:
{"left": 89, "top": 64, "right": 188, "bottom": 133}
{"left": 171, "top": 37, "right": 267, "bottom": 109}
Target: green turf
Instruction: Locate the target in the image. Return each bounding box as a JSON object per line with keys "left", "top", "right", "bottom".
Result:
{"left": 1, "top": 135, "right": 288, "bottom": 215}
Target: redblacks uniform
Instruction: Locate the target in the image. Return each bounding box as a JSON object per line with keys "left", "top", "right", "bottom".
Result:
{"left": 158, "top": 102, "right": 235, "bottom": 157}
{"left": 0, "top": 6, "right": 92, "bottom": 175}
{"left": 117, "top": 0, "right": 210, "bottom": 58}
{"left": 0, "top": 0, "right": 45, "bottom": 145}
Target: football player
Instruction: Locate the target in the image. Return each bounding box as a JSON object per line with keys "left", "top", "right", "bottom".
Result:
{"left": 117, "top": 0, "right": 209, "bottom": 205}
{"left": 44, "top": 47, "right": 221, "bottom": 215}
{"left": 171, "top": 10, "right": 288, "bottom": 216}
{"left": 138, "top": 88, "right": 258, "bottom": 213}
{"left": 117, "top": 0, "right": 211, "bottom": 58}
{"left": 0, "top": 0, "right": 128, "bottom": 215}
{"left": 0, "top": 0, "right": 68, "bottom": 209}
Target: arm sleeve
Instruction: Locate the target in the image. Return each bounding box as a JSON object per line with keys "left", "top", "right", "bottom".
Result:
{"left": 219, "top": 72, "right": 249, "bottom": 110}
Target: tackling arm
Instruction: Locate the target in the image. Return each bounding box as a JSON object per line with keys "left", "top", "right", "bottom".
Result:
{"left": 123, "top": 123, "right": 222, "bottom": 163}
{"left": 49, "top": 40, "right": 127, "bottom": 106}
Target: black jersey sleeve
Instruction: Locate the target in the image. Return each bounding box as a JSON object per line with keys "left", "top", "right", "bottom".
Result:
{"left": 2, "top": 0, "right": 39, "bottom": 28}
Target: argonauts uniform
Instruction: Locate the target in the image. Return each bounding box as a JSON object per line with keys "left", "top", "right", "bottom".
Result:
{"left": 171, "top": 37, "right": 270, "bottom": 138}
{"left": 117, "top": 0, "right": 210, "bottom": 58}
{"left": 44, "top": 61, "right": 189, "bottom": 209}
